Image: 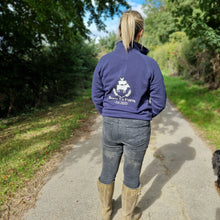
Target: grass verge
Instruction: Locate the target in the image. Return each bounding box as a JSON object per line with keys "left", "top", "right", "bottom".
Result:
{"left": 163, "top": 74, "right": 220, "bottom": 150}
{"left": 0, "top": 88, "right": 96, "bottom": 208}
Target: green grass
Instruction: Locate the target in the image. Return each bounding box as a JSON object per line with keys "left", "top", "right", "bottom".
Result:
{"left": 163, "top": 73, "right": 220, "bottom": 149}
{"left": 0, "top": 88, "right": 96, "bottom": 207}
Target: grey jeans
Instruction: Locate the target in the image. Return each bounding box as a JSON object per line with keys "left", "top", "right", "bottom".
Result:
{"left": 99, "top": 116, "right": 151, "bottom": 189}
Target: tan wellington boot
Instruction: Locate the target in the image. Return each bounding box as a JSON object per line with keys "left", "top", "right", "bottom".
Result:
{"left": 121, "top": 184, "right": 142, "bottom": 220}
{"left": 97, "top": 179, "right": 115, "bottom": 220}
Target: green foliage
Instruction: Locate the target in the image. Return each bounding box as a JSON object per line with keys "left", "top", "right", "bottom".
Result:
{"left": 175, "top": 38, "right": 212, "bottom": 80}
{"left": 149, "top": 31, "right": 186, "bottom": 72}
{"left": 0, "top": 0, "right": 130, "bottom": 117}
{"left": 142, "top": 0, "right": 178, "bottom": 47}
{"left": 0, "top": 0, "right": 130, "bottom": 46}
{"left": 0, "top": 38, "right": 98, "bottom": 117}
{"left": 143, "top": 0, "right": 220, "bottom": 88}
{"left": 151, "top": 32, "right": 218, "bottom": 88}
{"left": 168, "top": 0, "right": 220, "bottom": 51}
{"left": 99, "top": 31, "right": 120, "bottom": 53}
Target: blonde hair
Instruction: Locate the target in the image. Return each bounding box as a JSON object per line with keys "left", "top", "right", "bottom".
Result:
{"left": 119, "top": 10, "right": 144, "bottom": 51}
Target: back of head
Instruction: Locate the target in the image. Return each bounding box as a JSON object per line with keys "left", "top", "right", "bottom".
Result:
{"left": 119, "top": 10, "right": 144, "bottom": 51}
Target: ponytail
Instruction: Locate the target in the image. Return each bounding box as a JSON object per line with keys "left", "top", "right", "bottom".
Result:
{"left": 119, "top": 11, "right": 144, "bottom": 52}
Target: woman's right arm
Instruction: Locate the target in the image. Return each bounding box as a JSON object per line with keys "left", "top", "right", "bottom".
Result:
{"left": 92, "top": 61, "right": 104, "bottom": 114}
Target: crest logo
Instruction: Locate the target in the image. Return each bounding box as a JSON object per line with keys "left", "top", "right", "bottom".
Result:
{"left": 113, "top": 78, "right": 131, "bottom": 99}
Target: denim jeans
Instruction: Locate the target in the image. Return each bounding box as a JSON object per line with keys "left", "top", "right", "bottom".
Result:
{"left": 99, "top": 116, "right": 151, "bottom": 189}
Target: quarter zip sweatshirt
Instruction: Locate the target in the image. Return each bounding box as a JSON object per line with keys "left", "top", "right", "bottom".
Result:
{"left": 92, "top": 41, "right": 166, "bottom": 121}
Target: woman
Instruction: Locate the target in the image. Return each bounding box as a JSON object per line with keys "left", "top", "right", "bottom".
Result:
{"left": 92, "top": 10, "right": 166, "bottom": 220}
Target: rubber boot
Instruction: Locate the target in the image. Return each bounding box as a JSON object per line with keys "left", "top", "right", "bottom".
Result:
{"left": 121, "top": 184, "right": 142, "bottom": 220}
{"left": 97, "top": 179, "right": 115, "bottom": 220}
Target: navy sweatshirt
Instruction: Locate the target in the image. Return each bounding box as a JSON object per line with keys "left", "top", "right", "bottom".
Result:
{"left": 92, "top": 41, "right": 166, "bottom": 121}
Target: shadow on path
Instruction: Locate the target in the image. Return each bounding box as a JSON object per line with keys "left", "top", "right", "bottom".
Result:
{"left": 216, "top": 208, "right": 220, "bottom": 220}
{"left": 139, "top": 137, "right": 196, "bottom": 211}
{"left": 111, "top": 137, "right": 196, "bottom": 218}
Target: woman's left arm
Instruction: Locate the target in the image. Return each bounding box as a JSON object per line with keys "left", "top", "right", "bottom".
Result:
{"left": 149, "top": 60, "right": 167, "bottom": 117}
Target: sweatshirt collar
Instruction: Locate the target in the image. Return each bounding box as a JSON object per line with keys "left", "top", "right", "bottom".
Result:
{"left": 116, "top": 41, "right": 149, "bottom": 55}
{"left": 133, "top": 41, "right": 150, "bottom": 55}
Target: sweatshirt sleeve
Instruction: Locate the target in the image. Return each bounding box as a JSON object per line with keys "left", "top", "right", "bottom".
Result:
{"left": 92, "top": 60, "right": 104, "bottom": 114}
{"left": 149, "top": 60, "right": 167, "bottom": 117}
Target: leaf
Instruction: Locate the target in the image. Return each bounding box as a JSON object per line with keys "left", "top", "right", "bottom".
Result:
{"left": 2, "top": 175, "right": 7, "bottom": 180}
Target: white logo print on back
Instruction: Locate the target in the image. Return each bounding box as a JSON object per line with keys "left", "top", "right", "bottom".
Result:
{"left": 109, "top": 77, "right": 136, "bottom": 105}
{"left": 113, "top": 78, "right": 131, "bottom": 98}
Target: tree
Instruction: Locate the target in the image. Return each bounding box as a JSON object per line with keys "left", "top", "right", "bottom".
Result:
{"left": 0, "top": 0, "right": 130, "bottom": 56}
{"left": 142, "top": 0, "right": 178, "bottom": 47}
{"left": 0, "top": 0, "right": 130, "bottom": 117}
{"left": 99, "top": 31, "right": 119, "bottom": 53}
{"left": 167, "top": 0, "right": 220, "bottom": 51}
